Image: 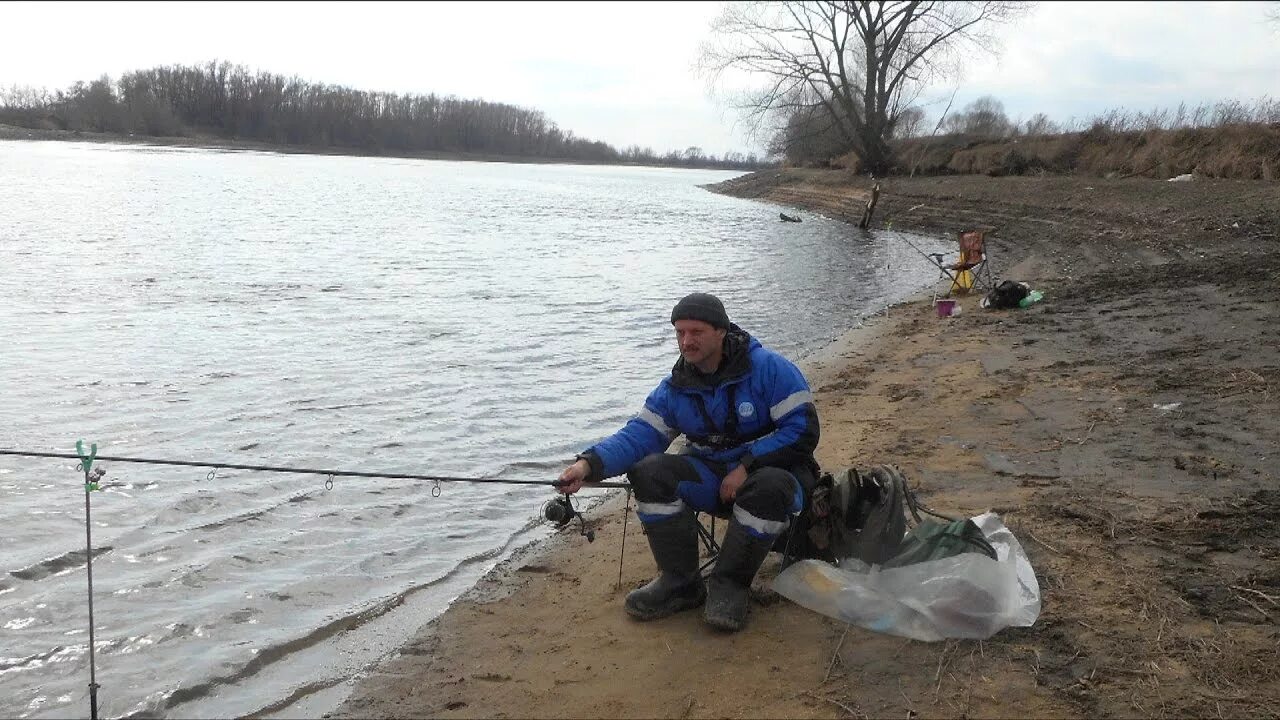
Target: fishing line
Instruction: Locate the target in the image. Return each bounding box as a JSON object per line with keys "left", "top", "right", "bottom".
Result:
{"left": 2, "top": 443, "right": 627, "bottom": 719}
{"left": 883, "top": 219, "right": 951, "bottom": 267}
{"left": 0, "top": 449, "right": 629, "bottom": 489}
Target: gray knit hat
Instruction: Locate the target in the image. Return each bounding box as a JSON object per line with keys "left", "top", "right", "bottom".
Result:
{"left": 670, "top": 293, "right": 730, "bottom": 330}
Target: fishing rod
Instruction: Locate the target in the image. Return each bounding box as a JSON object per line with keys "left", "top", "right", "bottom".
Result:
{"left": 0, "top": 448, "right": 629, "bottom": 490}
{"left": 881, "top": 214, "right": 951, "bottom": 267}
{"left": 2, "top": 445, "right": 625, "bottom": 542}
{"left": 78, "top": 448, "right": 104, "bottom": 720}
{"left": 3, "top": 441, "right": 627, "bottom": 719}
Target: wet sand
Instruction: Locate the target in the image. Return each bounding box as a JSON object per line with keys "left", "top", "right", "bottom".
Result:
{"left": 333, "top": 172, "right": 1279, "bottom": 719}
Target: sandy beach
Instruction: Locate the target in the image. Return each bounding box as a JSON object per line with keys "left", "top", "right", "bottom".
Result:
{"left": 332, "top": 171, "right": 1278, "bottom": 719}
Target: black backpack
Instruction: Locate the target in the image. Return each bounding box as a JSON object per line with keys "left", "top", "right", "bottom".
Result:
{"left": 798, "top": 465, "right": 997, "bottom": 567}
{"left": 800, "top": 465, "right": 919, "bottom": 565}
{"left": 983, "top": 280, "right": 1030, "bottom": 310}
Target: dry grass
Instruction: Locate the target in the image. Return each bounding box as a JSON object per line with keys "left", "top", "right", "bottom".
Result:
{"left": 882, "top": 124, "right": 1280, "bottom": 180}
{"left": 832, "top": 98, "right": 1280, "bottom": 180}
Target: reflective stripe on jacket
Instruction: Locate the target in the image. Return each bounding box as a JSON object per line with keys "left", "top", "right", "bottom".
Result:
{"left": 581, "top": 326, "right": 819, "bottom": 480}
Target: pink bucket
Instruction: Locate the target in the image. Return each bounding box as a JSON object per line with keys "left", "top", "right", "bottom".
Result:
{"left": 935, "top": 299, "right": 958, "bottom": 318}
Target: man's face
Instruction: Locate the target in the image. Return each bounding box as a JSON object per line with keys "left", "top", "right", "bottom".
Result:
{"left": 674, "top": 319, "right": 725, "bottom": 367}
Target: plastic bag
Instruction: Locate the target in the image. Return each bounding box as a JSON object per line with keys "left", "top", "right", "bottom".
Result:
{"left": 773, "top": 512, "right": 1040, "bottom": 641}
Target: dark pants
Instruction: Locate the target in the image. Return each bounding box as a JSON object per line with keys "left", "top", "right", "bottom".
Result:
{"left": 627, "top": 453, "right": 811, "bottom": 528}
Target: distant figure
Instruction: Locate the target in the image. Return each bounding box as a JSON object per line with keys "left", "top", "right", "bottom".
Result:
{"left": 779, "top": 212, "right": 802, "bottom": 222}
{"left": 557, "top": 293, "right": 820, "bottom": 632}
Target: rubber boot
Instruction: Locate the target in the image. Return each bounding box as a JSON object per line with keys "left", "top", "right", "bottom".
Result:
{"left": 704, "top": 517, "right": 777, "bottom": 632}
{"left": 625, "top": 510, "right": 705, "bottom": 620}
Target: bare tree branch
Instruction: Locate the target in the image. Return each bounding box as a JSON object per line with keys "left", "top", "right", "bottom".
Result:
{"left": 700, "top": 1, "right": 1029, "bottom": 171}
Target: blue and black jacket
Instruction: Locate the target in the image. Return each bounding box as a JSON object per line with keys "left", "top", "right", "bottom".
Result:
{"left": 579, "top": 325, "right": 820, "bottom": 483}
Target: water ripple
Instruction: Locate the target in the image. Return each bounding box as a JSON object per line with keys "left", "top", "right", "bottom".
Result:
{"left": 0, "top": 142, "right": 952, "bottom": 719}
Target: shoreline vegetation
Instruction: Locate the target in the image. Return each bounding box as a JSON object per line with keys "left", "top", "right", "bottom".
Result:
{"left": 0, "top": 61, "right": 769, "bottom": 171}
{"left": 10, "top": 111, "right": 1279, "bottom": 181}
{"left": 6, "top": 62, "right": 1278, "bottom": 180}
{"left": 0, "top": 123, "right": 717, "bottom": 169}
{"left": 332, "top": 170, "right": 1278, "bottom": 719}
{"left": 698, "top": 3, "right": 1278, "bottom": 181}
{"left": 863, "top": 98, "right": 1280, "bottom": 181}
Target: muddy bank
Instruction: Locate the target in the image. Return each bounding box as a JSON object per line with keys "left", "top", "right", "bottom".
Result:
{"left": 333, "top": 170, "right": 1278, "bottom": 718}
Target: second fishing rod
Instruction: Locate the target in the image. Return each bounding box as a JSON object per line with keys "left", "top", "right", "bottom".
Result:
{"left": 1, "top": 446, "right": 627, "bottom": 539}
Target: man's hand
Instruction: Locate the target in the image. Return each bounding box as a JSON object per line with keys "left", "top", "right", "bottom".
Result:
{"left": 557, "top": 458, "right": 592, "bottom": 495}
{"left": 719, "top": 464, "right": 748, "bottom": 504}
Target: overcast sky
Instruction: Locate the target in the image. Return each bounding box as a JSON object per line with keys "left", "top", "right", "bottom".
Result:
{"left": 3, "top": 1, "right": 1277, "bottom": 156}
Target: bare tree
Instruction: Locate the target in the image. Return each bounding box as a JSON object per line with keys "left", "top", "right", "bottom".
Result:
{"left": 951, "top": 95, "right": 1011, "bottom": 136}
{"left": 700, "top": 1, "right": 1027, "bottom": 174}
{"left": 1023, "top": 112, "right": 1057, "bottom": 136}
{"left": 767, "top": 90, "right": 854, "bottom": 164}
{"left": 908, "top": 85, "right": 957, "bottom": 176}
{"left": 891, "top": 106, "right": 926, "bottom": 138}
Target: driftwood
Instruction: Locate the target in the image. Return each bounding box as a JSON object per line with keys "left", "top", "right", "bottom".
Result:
{"left": 779, "top": 212, "right": 802, "bottom": 223}
{"left": 858, "top": 183, "right": 881, "bottom": 229}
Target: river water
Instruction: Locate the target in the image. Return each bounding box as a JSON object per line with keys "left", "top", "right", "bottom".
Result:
{"left": 0, "top": 140, "right": 951, "bottom": 718}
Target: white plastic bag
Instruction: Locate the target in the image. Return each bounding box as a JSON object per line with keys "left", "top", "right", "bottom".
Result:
{"left": 773, "top": 512, "right": 1040, "bottom": 641}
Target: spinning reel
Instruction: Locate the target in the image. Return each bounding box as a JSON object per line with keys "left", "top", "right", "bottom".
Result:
{"left": 542, "top": 494, "right": 595, "bottom": 542}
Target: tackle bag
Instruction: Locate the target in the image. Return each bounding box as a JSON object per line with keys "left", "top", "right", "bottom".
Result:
{"left": 981, "top": 280, "right": 1030, "bottom": 310}
{"left": 802, "top": 464, "right": 915, "bottom": 565}
{"left": 881, "top": 518, "right": 997, "bottom": 568}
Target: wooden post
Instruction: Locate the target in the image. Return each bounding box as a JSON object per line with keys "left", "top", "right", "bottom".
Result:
{"left": 858, "top": 182, "right": 881, "bottom": 229}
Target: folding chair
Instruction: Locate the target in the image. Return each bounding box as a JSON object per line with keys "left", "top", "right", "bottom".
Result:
{"left": 696, "top": 512, "right": 724, "bottom": 576}
{"left": 928, "top": 229, "right": 994, "bottom": 297}
{"left": 695, "top": 501, "right": 808, "bottom": 577}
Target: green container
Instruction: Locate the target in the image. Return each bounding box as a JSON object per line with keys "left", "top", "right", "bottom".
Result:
{"left": 1018, "top": 290, "right": 1044, "bottom": 308}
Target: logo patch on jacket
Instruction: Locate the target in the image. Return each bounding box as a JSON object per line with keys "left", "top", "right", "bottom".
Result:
{"left": 738, "top": 401, "right": 755, "bottom": 418}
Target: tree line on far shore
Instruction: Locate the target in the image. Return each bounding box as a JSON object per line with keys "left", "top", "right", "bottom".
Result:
{"left": 0, "top": 61, "right": 770, "bottom": 170}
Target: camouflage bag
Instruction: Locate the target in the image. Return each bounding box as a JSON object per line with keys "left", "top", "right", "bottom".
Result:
{"left": 804, "top": 464, "right": 918, "bottom": 565}
{"left": 881, "top": 518, "right": 998, "bottom": 569}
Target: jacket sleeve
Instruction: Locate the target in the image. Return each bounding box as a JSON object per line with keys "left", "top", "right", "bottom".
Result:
{"left": 579, "top": 381, "right": 679, "bottom": 480}
{"left": 738, "top": 353, "right": 819, "bottom": 471}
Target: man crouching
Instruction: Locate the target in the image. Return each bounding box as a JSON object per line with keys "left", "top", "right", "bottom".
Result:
{"left": 557, "top": 293, "right": 820, "bottom": 632}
